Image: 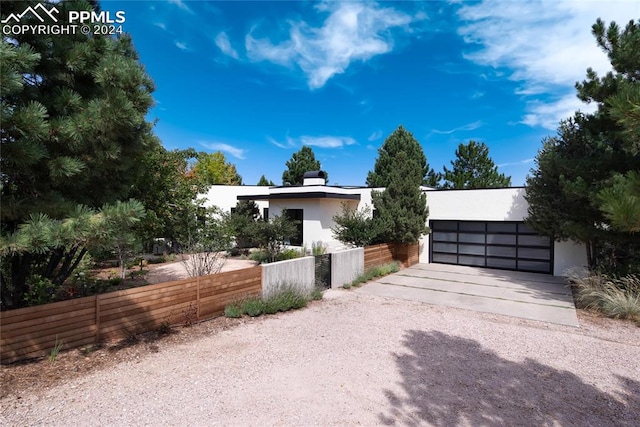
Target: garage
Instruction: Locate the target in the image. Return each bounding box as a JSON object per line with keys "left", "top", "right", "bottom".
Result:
{"left": 429, "top": 220, "right": 553, "bottom": 274}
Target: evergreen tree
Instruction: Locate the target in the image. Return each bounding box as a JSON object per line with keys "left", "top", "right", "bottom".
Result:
{"left": 193, "top": 151, "right": 243, "bottom": 185}
{"left": 1, "top": 1, "right": 155, "bottom": 227}
{"left": 257, "top": 175, "right": 275, "bottom": 186}
{"left": 441, "top": 141, "right": 511, "bottom": 189}
{"left": 526, "top": 18, "right": 640, "bottom": 271}
{"left": 372, "top": 152, "right": 429, "bottom": 243}
{"left": 228, "top": 200, "right": 261, "bottom": 248}
{"left": 366, "top": 125, "right": 430, "bottom": 187}
{"left": 282, "top": 146, "right": 327, "bottom": 185}
{"left": 0, "top": 0, "right": 157, "bottom": 306}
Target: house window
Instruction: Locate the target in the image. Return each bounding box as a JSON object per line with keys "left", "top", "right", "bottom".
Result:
{"left": 285, "top": 209, "right": 303, "bottom": 246}
{"left": 263, "top": 208, "right": 269, "bottom": 221}
{"left": 230, "top": 207, "right": 237, "bottom": 214}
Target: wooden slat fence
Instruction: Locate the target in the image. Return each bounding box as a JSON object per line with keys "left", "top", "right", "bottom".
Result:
{"left": 0, "top": 266, "right": 261, "bottom": 364}
{"left": 364, "top": 243, "right": 419, "bottom": 270}
{"left": 364, "top": 243, "right": 396, "bottom": 270}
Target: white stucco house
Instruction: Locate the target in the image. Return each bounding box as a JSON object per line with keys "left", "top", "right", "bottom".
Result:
{"left": 202, "top": 171, "right": 587, "bottom": 276}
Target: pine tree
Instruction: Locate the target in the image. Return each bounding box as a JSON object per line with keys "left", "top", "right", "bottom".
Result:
{"left": 1, "top": 1, "right": 155, "bottom": 228}
{"left": 0, "top": 0, "right": 156, "bottom": 306}
{"left": 526, "top": 18, "right": 640, "bottom": 271}
{"left": 372, "top": 152, "right": 429, "bottom": 243}
{"left": 257, "top": 175, "right": 275, "bottom": 186}
{"left": 282, "top": 146, "right": 327, "bottom": 185}
{"left": 366, "top": 125, "right": 430, "bottom": 187}
{"left": 441, "top": 141, "right": 511, "bottom": 189}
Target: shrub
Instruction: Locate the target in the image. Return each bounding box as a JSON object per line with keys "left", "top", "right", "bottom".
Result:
{"left": 310, "top": 288, "right": 324, "bottom": 301}
{"left": 241, "top": 298, "right": 265, "bottom": 317}
{"left": 224, "top": 303, "right": 242, "bottom": 318}
{"left": 147, "top": 256, "right": 167, "bottom": 264}
{"left": 348, "top": 261, "right": 400, "bottom": 288}
{"left": 224, "top": 285, "right": 313, "bottom": 319}
{"left": 279, "top": 248, "right": 302, "bottom": 261}
{"left": 570, "top": 271, "right": 640, "bottom": 321}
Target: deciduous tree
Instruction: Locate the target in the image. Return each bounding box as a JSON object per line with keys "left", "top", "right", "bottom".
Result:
{"left": 193, "top": 151, "right": 243, "bottom": 185}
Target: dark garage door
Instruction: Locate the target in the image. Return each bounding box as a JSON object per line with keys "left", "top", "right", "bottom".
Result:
{"left": 429, "top": 220, "right": 553, "bottom": 274}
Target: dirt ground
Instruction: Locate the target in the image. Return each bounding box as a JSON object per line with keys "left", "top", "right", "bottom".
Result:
{"left": 1, "top": 288, "right": 639, "bottom": 426}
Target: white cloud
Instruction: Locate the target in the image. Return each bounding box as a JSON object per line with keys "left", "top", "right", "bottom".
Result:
{"left": 270, "top": 135, "right": 356, "bottom": 149}
{"left": 457, "top": 0, "right": 639, "bottom": 129}
{"left": 497, "top": 158, "right": 535, "bottom": 168}
{"left": 267, "top": 136, "right": 294, "bottom": 149}
{"left": 215, "top": 32, "right": 239, "bottom": 59}
{"left": 300, "top": 135, "right": 357, "bottom": 148}
{"left": 368, "top": 130, "right": 383, "bottom": 141}
{"left": 200, "top": 142, "right": 246, "bottom": 159}
{"left": 175, "top": 41, "right": 188, "bottom": 51}
{"left": 154, "top": 22, "right": 166, "bottom": 31}
{"left": 245, "top": 1, "right": 420, "bottom": 89}
{"left": 521, "top": 94, "right": 597, "bottom": 130}
{"left": 168, "top": 0, "right": 193, "bottom": 14}
{"left": 432, "top": 120, "right": 482, "bottom": 135}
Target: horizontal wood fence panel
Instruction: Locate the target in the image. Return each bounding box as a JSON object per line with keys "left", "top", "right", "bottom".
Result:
{"left": 2, "top": 312, "right": 96, "bottom": 340}
{"left": 0, "top": 296, "right": 95, "bottom": 323}
{"left": 1, "top": 306, "right": 95, "bottom": 333}
{"left": 1, "top": 266, "right": 265, "bottom": 364}
{"left": 4, "top": 322, "right": 97, "bottom": 356}
{"left": 98, "top": 281, "right": 196, "bottom": 304}
{"left": 99, "top": 288, "right": 197, "bottom": 317}
{"left": 199, "top": 278, "right": 261, "bottom": 299}
{"left": 99, "top": 301, "right": 196, "bottom": 339}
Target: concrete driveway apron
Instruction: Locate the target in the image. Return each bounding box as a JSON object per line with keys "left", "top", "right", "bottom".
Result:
{"left": 358, "top": 263, "right": 578, "bottom": 326}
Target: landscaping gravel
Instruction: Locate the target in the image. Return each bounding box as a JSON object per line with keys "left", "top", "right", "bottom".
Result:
{"left": 2, "top": 288, "right": 639, "bottom": 426}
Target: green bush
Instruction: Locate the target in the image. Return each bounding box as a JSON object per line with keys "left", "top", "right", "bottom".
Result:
{"left": 147, "top": 256, "right": 167, "bottom": 264}
{"left": 224, "top": 303, "right": 242, "bottom": 318}
{"left": 241, "top": 298, "right": 265, "bottom": 317}
{"left": 310, "top": 288, "right": 324, "bottom": 301}
{"left": 278, "top": 248, "right": 302, "bottom": 261}
{"left": 224, "top": 285, "right": 313, "bottom": 318}
{"left": 570, "top": 272, "right": 640, "bottom": 321}
{"left": 348, "top": 261, "right": 400, "bottom": 288}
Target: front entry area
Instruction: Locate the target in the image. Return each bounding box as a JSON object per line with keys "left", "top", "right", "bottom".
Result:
{"left": 430, "top": 220, "right": 553, "bottom": 274}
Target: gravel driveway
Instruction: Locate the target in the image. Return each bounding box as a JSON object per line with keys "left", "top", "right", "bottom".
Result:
{"left": 2, "top": 289, "right": 639, "bottom": 426}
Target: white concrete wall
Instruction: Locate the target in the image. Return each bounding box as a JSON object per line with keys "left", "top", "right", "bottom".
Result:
{"left": 331, "top": 247, "right": 364, "bottom": 288}
{"left": 554, "top": 240, "right": 588, "bottom": 276}
{"left": 261, "top": 256, "right": 315, "bottom": 297}
{"left": 201, "top": 185, "right": 270, "bottom": 216}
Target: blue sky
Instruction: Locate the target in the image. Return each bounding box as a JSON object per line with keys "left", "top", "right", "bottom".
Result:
{"left": 104, "top": 0, "right": 638, "bottom": 186}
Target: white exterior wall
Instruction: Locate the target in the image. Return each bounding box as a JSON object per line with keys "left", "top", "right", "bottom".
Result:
{"left": 201, "top": 185, "right": 270, "bottom": 216}
{"left": 423, "top": 188, "right": 587, "bottom": 276}
{"left": 269, "top": 198, "right": 360, "bottom": 252}
{"left": 554, "top": 240, "right": 588, "bottom": 276}
{"left": 200, "top": 185, "right": 587, "bottom": 276}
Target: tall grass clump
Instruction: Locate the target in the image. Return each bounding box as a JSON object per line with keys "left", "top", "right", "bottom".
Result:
{"left": 569, "top": 271, "right": 640, "bottom": 322}
{"left": 348, "top": 261, "right": 401, "bottom": 288}
{"left": 224, "top": 284, "right": 315, "bottom": 318}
